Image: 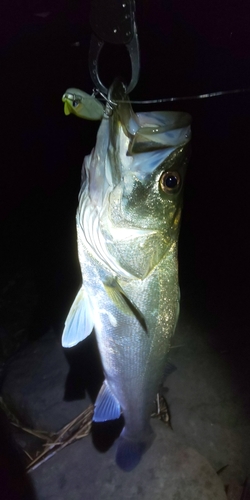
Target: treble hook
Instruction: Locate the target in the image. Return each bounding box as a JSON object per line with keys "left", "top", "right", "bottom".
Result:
{"left": 88, "top": 0, "right": 140, "bottom": 95}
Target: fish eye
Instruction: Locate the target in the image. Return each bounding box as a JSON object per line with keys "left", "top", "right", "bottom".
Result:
{"left": 160, "top": 171, "right": 181, "bottom": 193}
{"left": 72, "top": 99, "right": 80, "bottom": 107}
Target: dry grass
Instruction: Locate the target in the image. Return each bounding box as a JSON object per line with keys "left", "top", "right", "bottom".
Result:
{"left": 0, "top": 396, "right": 93, "bottom": 472}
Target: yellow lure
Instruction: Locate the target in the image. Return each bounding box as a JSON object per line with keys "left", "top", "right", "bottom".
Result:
{"left": 62, "top": 88, "right": 104, "bottom": 120}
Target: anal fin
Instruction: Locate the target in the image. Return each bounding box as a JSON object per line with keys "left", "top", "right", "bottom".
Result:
{"left": 93, "top": 381, "right": 121, "bottom": 422}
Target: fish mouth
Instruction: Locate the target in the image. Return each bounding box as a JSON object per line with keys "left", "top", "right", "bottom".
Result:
{"left": 107, "top": 80, "right": 141, "bottom": 136}
{"left": 108, "top": 80, "right": 191, "bottom": 147}
{"left": 107, "top": 80, "right": 191, "bottom": 182}
{"left": 88, "top": 79, "right": 191, "bottom": 205}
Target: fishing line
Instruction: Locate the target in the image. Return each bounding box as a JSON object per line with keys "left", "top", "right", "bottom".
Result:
{"left": 93, "top": 87, "right": 250, "bottom": 104}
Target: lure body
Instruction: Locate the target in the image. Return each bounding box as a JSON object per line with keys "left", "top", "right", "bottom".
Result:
{"left": 62, "top": 88, "right": 104, "bottom": 120}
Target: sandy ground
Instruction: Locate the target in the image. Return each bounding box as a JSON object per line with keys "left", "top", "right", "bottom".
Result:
{"left": 1, "top": 291, "right": 249, "bottom": 499}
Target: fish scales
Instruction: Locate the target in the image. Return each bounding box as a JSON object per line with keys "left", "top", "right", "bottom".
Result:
{"left": 62, "top": 79, "right": 191, "bottom": 471}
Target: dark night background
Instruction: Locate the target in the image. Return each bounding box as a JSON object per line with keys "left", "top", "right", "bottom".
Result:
{"left": 0, "top": 0, "right": 250, "bottom": 442}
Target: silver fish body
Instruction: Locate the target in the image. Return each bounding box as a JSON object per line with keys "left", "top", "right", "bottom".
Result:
{"left": 62, "top": 80, "right": 191, "bottom": 470}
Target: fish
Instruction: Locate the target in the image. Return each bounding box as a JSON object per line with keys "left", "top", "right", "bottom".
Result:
{"left": 62, "top": 79, "right": 191, "bottom": 471}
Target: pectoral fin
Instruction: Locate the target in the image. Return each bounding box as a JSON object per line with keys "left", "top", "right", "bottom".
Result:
{"left": 104, "top": 282, "right": 147, "bottom": 333}
{"left": 62, "top": 287, "right": 94, "bottom": 348}
{"left": 93, "top": 380, "right": 121, "bottom": 422}
{"left": 104, "top": 283, "right": 133, "bottom": 316}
